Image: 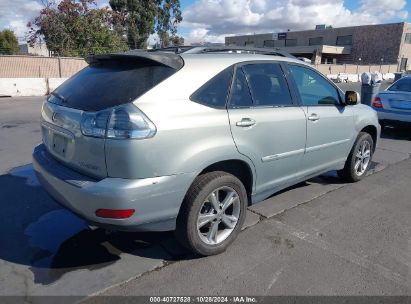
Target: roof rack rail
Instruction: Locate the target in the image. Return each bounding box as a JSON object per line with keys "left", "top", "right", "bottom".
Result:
{"left": 148, "top": 45, "right": 296, "bottom": 59}
{"left": 182, "top": 46, "right": 297, "bottom": 59}
{"left": 148, "top": 46, "right": 195, "bottom": 54}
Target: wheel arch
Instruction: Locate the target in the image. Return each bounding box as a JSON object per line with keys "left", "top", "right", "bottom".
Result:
{"left": 197, "top": 159, "right": 255, "bottom": 206}
{"left": 360, "top": 125, "right": 378, "bottom": 152}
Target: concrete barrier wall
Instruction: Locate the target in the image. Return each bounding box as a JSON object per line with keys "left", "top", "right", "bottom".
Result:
{"left": 0, "top": 78, "right": 71, "bottom": 96}
{"left": 316, "top": 64, "right": 397, "bottom": 75}
{"left": 0, "top": 72, "right": 396, "bottom": 97}
{"left": 0, "top": 78, "right": 48, "bottom": 96}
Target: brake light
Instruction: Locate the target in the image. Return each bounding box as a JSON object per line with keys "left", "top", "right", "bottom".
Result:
{"left": 372, "top": 97, "right": 383, "bottom": 108}
{"left": 81, "top": 103, "right": 156, "bottom": 139}
{"left": 95, "top": 209, "right": 135, "bottom": 219}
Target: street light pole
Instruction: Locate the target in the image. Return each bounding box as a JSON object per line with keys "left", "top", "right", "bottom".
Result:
{"left": 357, "top": 57, "right": 362, "bottom": 74}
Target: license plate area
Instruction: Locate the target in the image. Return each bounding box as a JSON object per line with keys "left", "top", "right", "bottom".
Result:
{"left": 52, "top": 133, "right": 68, "bottom": 157}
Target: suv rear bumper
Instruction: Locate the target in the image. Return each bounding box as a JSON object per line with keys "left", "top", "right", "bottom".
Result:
{"left": 375, "top": 108, "right": 411, "bottom": 123}
{"left": 32, "top": 144, "right": 195, "bottom": 231}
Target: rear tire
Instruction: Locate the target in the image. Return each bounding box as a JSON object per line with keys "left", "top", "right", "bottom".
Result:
{"left": 338, "top": 132, "right": 374, "bottom": 182}
{"left": 175, "top": 171, "right": 247, "bottom": 256}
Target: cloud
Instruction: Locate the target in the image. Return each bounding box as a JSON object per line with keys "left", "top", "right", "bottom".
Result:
{"left": 181, "top": 0, "right": 409, "bottom": 44}
{"left": 0, "top": 0, "right": 42, "bottom": 41}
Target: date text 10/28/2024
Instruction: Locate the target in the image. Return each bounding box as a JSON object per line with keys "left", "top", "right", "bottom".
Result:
{"left": 149, "top": 297, "right": 258, "bottom": 303}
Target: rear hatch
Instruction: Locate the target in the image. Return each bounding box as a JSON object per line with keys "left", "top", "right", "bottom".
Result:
{"left": 379, "top": 78, "right": 411, "bottom": 112}
{"left": 41, "top": 51, "right": 183, "bottom": 179}
{"left": 379, "top": 91, "right": 411, "bottom": 112}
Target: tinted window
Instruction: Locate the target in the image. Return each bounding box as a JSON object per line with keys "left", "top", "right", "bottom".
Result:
{"left": 389, "top": 78, "right": 411, "bottom": 92}
{"left": 229, "top": 68, "right": 253, "bottom": 108}
{"left": 242, "top": 63, "right": 293, "bottom": 106}
{"left": 289, "top": 65, "right": 340, "bottom": 106}
{"left": 336, "top": 35, "right": 352, "bottom": 46}
{"left": 405, "top": 33, "right": 411, "bottom": 44}
{"left": 285, "top": 39, "right": 297, "bottom": 47}
{"left": 52, "top": 61, "right": 176, "bottom": 112}
{"left": 190, "top": 67, "right": 233, "bottom": 108}
{"left": 264, "top": 40, "right": 275, "bottom": 47}
{"left": 309, "top": 37, "right": 323, "bottom": 46}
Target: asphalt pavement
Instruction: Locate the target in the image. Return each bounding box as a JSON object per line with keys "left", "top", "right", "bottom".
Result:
{"left": 0, "top": 94, "right": 411, "bottom": 299}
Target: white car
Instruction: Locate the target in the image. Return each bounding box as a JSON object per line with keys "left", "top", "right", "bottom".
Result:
{"left": 373, "top": 76, "right": 411, "bottom": 127}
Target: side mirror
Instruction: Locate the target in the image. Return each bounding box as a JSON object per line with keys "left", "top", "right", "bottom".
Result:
{"left": 345, "top": 91, "right": 360, "bottom": 105}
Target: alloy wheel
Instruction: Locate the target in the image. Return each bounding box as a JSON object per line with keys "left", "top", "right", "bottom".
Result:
{"left": 197, "top": 186, "right": 241, "bottom": 245}
{"left": 354, "top": 140, "right": 371, "bottom": 176}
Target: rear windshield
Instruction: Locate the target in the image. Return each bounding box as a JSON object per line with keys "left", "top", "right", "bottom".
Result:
{"left": 51, "top": 60, "right": 176, "bottom": 111}
{"left": 388, "top": 78, "right": 411, "bottom": 92}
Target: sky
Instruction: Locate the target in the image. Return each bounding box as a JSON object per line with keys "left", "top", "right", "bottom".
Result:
{"left": 0, "top": 0, "right": 410, "bottom": 44}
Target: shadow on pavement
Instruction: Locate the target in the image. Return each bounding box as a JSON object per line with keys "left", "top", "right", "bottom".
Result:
{"left": 381, "top": 125, "right": 411, "bottom": 140}
{"left": 0, "top": 165, "right": 194, "bottom": 285}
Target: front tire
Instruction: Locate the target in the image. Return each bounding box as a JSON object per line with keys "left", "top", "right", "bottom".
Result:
{"left": 175, "top": 171, "right": 247, "bottom": 256}
{"left": 338, "top": 132, "right": 374, "bottom": 182}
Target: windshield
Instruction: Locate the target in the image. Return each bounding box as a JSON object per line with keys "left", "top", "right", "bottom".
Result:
{"left": 51, "top": 60, "right": 176, "bottom": 112}
{"left": 388, "top": 77, "right": 411, "bottom": 92}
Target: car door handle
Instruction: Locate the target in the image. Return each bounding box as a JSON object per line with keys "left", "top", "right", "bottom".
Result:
{"left": 308, "top": 114, "right": 320, "bottom": 121}
{"left": 236, "top": 118, "right": 256, "bottom": 127}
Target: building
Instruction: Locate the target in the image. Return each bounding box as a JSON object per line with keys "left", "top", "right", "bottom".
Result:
{"left": 19, "top": 42, "right": 51, "bottom": 57}
{"left": 225, "top": 22, "right": 411, "bottom": 69}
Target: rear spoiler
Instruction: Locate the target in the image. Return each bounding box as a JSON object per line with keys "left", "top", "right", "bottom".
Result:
{"left": 86, "top": 50, "right": 184, "bottom": 70}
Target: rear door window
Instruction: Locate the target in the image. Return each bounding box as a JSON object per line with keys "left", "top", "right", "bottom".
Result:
{"left": 51, "top": 61, "right": 176, "bottom": 111}
{"left": 242, "top": 63, "right": 293, "bottom": 106}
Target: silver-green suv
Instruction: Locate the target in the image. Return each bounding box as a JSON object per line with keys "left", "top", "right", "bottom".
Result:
{"left": 33, "top": 47, "right": 380, "bottom": 256}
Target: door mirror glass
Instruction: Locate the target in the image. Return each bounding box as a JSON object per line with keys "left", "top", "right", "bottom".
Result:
{"left": 345, "top": 91, "right": 360, "bottom": 105}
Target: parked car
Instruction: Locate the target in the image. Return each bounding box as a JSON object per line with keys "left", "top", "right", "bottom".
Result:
{"left": 373, "top": 76, "right": 411, "bottom": 127}
{"left": 33, "top": 47, "right": 380, "bottom": 256}
{"left": 297, "top": 57, "right": 312, "bottom": 64}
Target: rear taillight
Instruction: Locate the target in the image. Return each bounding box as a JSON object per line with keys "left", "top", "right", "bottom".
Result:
{"left": 372, "top": 97, "right": 383, "bottom": 108}
{"left": 81, "top": 104, "right": 156, "bottom": 139}
{"left": 81, "top": 111, "right": 110, "bottom": 138}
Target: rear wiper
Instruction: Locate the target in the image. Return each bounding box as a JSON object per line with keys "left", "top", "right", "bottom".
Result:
{"left": 50, "top": 92, "right": 68, "bottom": 103}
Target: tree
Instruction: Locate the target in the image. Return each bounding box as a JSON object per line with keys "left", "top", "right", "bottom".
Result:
{"left": 109, "top": 0, "right": 183, "bottom": 49}
{"left": 156, "top": 0, "right": 183, "bottom": 47}
{"left": 27, "top": 0, "right": 129, "bottom": 57}
{"left": 0, "top": 30, "right": 19, "bottom": 55}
